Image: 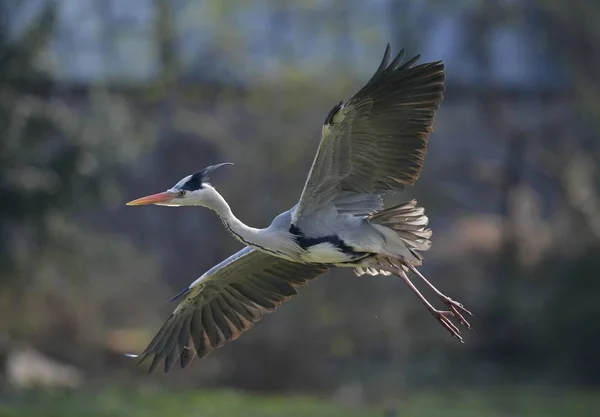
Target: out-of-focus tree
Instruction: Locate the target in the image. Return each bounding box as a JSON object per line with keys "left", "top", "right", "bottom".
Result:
{"left": 0, "top": 5, "right": 60, "bottom": 276}
{"left": 0, "top": 2, "right": 164, "bottom": 381}
{"left": 457, "top": 0, "right": 600, "bottom": 386}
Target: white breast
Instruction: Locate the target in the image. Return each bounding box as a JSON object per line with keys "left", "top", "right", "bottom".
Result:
{"left": 298, "top": 242, "right": 355, "bottom": 263}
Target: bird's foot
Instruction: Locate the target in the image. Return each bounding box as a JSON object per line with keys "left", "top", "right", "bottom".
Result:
{"left": 430, "top": 298, "right": 471, "bottom": 342}
{"left": 441, "top": 297, "right": 472, "bottom": 329}
{"left": 430, "top": 310, "right": 464, "bottom": 342}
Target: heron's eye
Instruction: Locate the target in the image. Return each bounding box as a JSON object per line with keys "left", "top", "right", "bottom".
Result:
{"left": 177, "top": 190, "right": 186, "bottom": 197}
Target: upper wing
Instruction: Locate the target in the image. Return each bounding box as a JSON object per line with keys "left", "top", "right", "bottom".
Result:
{"left": 136, "top": 247, "right": 328, "bottom": 373}
{"left": 293, "top": 44, "right": 445, "bottom": 223}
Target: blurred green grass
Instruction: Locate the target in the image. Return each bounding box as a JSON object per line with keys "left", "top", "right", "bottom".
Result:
{"left": 0, "top": 388, "right": 597, "bottom": 417}
{"left": 2, "top": 389, "right": 375, "bottom": 417}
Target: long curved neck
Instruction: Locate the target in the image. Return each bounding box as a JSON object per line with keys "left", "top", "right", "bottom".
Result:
{"left": 203, "top": 187, "right": 263, "bottom": 247}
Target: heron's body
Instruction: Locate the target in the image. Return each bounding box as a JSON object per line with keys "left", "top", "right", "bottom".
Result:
{"left": 203, "top": 189, "right": 422, "bottom": 268}
{"left": 127, "top": 44, "right": 471, "bottom": 373}
{"left": 228, "top": 207, "right": 369, "bottom": 265}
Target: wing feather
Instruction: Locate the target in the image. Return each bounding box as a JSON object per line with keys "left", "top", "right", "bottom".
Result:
{"left": 293, "top": 44, "right": 445, "bottom": 223}
{"left": 136, "top": 247, "right": 328, "bottom": 373}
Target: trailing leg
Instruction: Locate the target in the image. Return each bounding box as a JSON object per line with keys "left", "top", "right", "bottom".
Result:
{"left": 403, "top": 262, "right": 472, "bottom": 328}
{"left": 380, "top": 264, "right": 464, "bottom": 342}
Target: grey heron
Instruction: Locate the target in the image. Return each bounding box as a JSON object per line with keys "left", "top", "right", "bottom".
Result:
{"left": 128, "top": 45, "right": 470, "bottom": 373}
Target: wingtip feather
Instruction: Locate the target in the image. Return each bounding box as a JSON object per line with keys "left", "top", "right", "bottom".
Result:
{"left": 165, "top": 286, "right": 191, "bottom": 303}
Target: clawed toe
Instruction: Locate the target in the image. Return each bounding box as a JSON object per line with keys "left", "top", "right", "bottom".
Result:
{"left": 430, "top": 298, "right": 472, "bottom": 341}
{"left": 443, "top": 298, "right": 472, "bottom": 329}
{"left": 432, "top": 310, "right": 464, "bottom": 342}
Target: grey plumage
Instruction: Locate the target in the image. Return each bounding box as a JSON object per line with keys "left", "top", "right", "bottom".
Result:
{"left": 135, "top": 247, "right": 328, "bottom": 373}
{"left": 293, "top": 44, "right": 444, "bottom": 224}
{"left": 127, "top": 44, "right": 471, "bottom": 373}
{"left": 368, "top": 200, "right": 432, "bottom": 254}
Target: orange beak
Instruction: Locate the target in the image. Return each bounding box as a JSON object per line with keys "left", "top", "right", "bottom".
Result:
{"left": 126, "top": 191, "right": 174, "bottom": 206}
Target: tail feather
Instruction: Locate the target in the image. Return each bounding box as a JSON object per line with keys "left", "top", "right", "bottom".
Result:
{"left": 367, "top": 199, "right": 432, "bottom": 256}
{"left": 353, "top": 200, "right": 432, "bottom": 277}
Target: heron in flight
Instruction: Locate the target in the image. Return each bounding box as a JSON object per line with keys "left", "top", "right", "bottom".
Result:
{"left": 127, "top": 45, "right": 470, "bottom": 373}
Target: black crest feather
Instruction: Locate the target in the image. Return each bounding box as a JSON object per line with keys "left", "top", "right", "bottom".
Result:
{"left": 179, "top": 162, "right": 233, "bottom": 191}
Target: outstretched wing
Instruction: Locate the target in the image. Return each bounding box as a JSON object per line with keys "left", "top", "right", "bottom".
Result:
{"left": 135, "top": 247, "right": 328, "bottom": 373}
{"left": 293, "top": 44, "right": 445, "bottom": 224}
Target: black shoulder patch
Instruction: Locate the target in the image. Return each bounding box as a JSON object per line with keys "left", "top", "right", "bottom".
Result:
{"left": 289, "top": 224, "right": 304, "bottom": 241}
{"left": 324, "top": 100, "right": 344, "bottom": 126}
{"left": 289, "top": 224, "right": 367, "bottom": 258}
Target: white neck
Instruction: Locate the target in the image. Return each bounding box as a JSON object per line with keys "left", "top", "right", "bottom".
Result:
{"left": 202, "top": 186, "right": 264, "bottom": 247}
{"left": 200, "top": 185, "right": 303, "bottom": 259}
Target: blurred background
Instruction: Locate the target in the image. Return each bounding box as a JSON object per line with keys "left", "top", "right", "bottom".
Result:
{"left": 1, "top": 0, "right": 599, "bottom": 416}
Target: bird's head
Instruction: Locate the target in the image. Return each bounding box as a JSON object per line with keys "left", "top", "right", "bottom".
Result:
{"left": 126, "top": 162, "right": 233, "bottom": 207}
